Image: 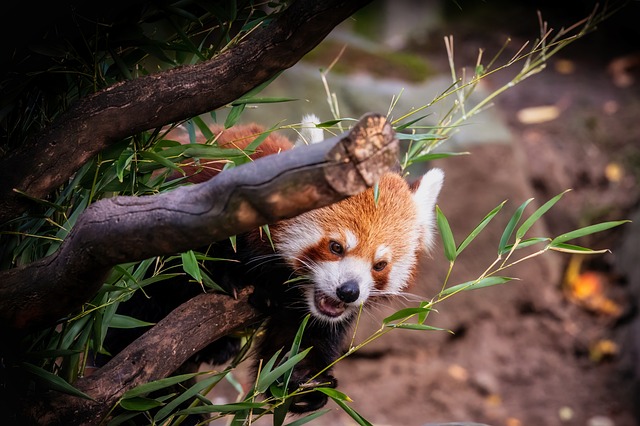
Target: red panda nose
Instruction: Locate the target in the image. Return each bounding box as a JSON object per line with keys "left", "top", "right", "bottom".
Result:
{"left": 336, "top": 280, "right": 360, "bottom": 303}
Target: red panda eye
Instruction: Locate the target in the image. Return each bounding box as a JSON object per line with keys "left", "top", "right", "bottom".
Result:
{"left": 329, "top": 241, "right": 344, "bottom": 255}
{"left": 373, "top": 261, "right": 388, "bottom": 272}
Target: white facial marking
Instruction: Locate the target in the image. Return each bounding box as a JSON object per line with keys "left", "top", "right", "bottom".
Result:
{"left": 274, "top": 215, "right": 323, "bottom": 261}
{"left": 345, "top": 229, "right": 358, "bottom": 250}
{"left": 375, "top": 244, "right": 390, "bottom": 261}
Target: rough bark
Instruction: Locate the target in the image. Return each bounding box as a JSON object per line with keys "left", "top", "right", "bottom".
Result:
{"left": 0, "top": 113, "right": 399, "bottom": 337}
{"left": 0, "top": 0, "right": 373, "bottom": 223}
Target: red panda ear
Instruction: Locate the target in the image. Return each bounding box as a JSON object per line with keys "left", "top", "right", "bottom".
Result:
{"left": 412, "top": 168, "right": 444, "bottom": 251}
{"left": 295, "top": 114, "right": 324, "bottom": 146}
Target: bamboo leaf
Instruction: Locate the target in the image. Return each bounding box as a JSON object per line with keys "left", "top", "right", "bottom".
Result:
{"left": 181, "top": 250, "right": 202, "bottom": 284}
{"left": 516, "top": 190, "right": 570, "bottom": 240}
{"left": 231, "top": 97, "right": 297, "bottom": 105}
{"left": 154, "top": 372, "right": 227, "bottom": 422}
{"left": 549, "top": 243, "right": 609, "bottom": 254}
{"left": 284, "top": 409, "right": 331, "bottom": 426}
{"left": 382, "top": 307, "right": 432, "bottom": 325}
{"left": 318, "top": 388, "right": 372, "bottom": 426}
{"left": 386, "top": 323, "right": 450, "bottom": 332}
{"left": 457, "top": 201, "right": 506, "bottom": 255}
{"left": 21, "top": 362, "right": 94, "bottom": 401}
{"left": 224, "top": 103, "right": 246, "bottom": 129}
{"left": 139, "top": 151, "right": 184, "bottom": 174}
{"left": 410, "top": 151, "right": 469, "bottom": 163}
{"left": 283, "top": 315, "right": 309, "bottom": 390}
{"left": 120, "top": 396, "right": 164, "bottom": 411}
{"left": 256, "top": 349, "right": 310, "bottom": 393}
{"left": 551, "top": 220, "right": 630, "bottom": 245}
{"left": 122, "top": 372, "right": 201, "bottom": 399}
{"left": 440, "top": 276, "right": 516, "bottom": 297}
{"left": 109, "top": 314, "right": 155, "bottom": 329}
{"left": 499, "top": 198, "right": 533, "bottom": 254}
{"left": 176, "top": 402, "right": 265, "bottom": 415}
{"left": 436, "top": 206, "right": 456, "bottom": 262}
{"left": 501, "top": 237, "right": 551, "bottom": 253}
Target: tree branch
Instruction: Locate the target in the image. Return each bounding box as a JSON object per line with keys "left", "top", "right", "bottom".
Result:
{"left": 0, "top": 0, "right": 373, "bottom": 223}
{"left": 23, "top": 288, "right": 262, "bottom": 425}
{"left": 0, "top": 113, "right": 399, "bottom": 336}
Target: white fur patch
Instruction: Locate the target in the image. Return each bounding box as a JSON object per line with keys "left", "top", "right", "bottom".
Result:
{"left": 274, "top": 216, "right": 323, "bottom": 262}
{"left": 295, "top": 114, "right": 324, "bottom": 146}
{"left": 345, "top": 229, "right": 358, "bottom": 250}
{"left": 375, "top": 244, "right": 390, "bottom": 261}
{"left": 412, "top": 168, "right": 444, "bottom": 251}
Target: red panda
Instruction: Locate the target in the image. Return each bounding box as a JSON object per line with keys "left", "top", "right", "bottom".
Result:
{"left": 102, "top": 115, "right": 444, "bottom": 414}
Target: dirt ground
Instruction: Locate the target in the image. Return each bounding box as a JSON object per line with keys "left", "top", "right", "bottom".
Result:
{"left": 320, "top": 3, "right": 640, "bottom": 426}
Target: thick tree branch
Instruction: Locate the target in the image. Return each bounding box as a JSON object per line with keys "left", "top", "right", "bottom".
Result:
{"left": 0, "top": 113, "right": 398, "bottom": 336}
{"left": 23, "top": 288, "right": 262, "bottom": 425}
{"left": 0, "top": 0, "right": 373, "bottom": 223}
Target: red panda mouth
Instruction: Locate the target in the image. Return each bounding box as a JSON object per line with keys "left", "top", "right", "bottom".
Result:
{"left": 314, "top": 292, "right": 346, "bottom": 318}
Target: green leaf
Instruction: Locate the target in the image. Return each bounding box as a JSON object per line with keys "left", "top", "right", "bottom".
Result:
{"left": 284, "top": 316, "right": 310, "bottom": 389}
{"left": 181, "top": 250, "right": 202, "bottom": 284}
{"left": 21, "top": 362, "right": 95, "bottom": 401}
{"left": 154, "top": 371, "right": 227, "bottom": 422}
{"left": 394, "top": 114, "right": 430, "bottom": 131}
{"left": 410, "top": 151, "right": 469, "bottom": 163}
{"left": 457, "top": 201, "right": 506, "bottom": 255}
{"left": 119, "top": 396, "right": 164, "bottom": 411}
{"left": 224, "top": 103, "right": 246, "bottom": 128}
{"left": 386, "top": 323, "right": 450, "bottom": 332}
{"left": 231, "top": 97, "right": 297, "bottom": 105}
{"left": 551, "top": 220, "right": 630, "bottom": 245}
{"left": 192, "top": 116, "right": 214, "bottom": 141}
{"left": 182, "top": 145, "right": 245, "bottom": 159}
{"left": 516, "top": 190, "right": 570, "bottom": 240}
{"left": 440, "top": 276, "right": 516, "bottom": 297}
{"left": 116, "top": 152, "right": 134, "bottom": 182}
{"left": 382, "top": 307, "right": 432, "bottom": 325}
{"left": 499, "top": 198, "right": 534, "bottom": 254}
{"left": 122, "top": 372, "right": 201, "bottom": 399}
{"left": 256, "top": 348, "right": 310, "bottom": 393}
{"left": 316, "top": 387, "right": 353, "bottom": 402}
{"left": 175, "top": 402, "right": 265, "bottom": 415}
{"left": 501, "top": 237, "right": 551, "bottom": 253}
{"left": 107, "top": 411, "right": 142, "bottom": 426}
{"left": 318, "top": 388, "right": 372, "bottom": 426}
{"left": 549, "top": 243, "right": 609, "bottom": 254}
{"left": 284, "top": 409, "right": 331, "bottom": 426}
{"left": 139, "top": 151, "right": 184, "bottom": 175}
{"left": 108, "top": 314, "right": 155, "bottom": 329}
{"left": 256, "top": 348, "right": 311, "bottom": 393}
{"left": 436, "top": 206, "right": 456, "bottom": 262}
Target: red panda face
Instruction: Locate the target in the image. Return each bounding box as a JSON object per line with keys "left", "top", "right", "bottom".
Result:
{"left": 273, "top": 169, "right": 444, "bottom": 323}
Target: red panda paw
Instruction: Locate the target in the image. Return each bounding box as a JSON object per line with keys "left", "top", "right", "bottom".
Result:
{"left": 287, "top": 372, "right": 337, "bottom": 413}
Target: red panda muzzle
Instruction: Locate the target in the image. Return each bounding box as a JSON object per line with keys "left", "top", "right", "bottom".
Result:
{"left": 314, "top": 292, "right": 347, "bottom": 318}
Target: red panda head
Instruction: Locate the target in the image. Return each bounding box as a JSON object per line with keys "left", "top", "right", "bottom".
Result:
{"left": 272, "top": 169, "right": 444, "bottom": 323}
